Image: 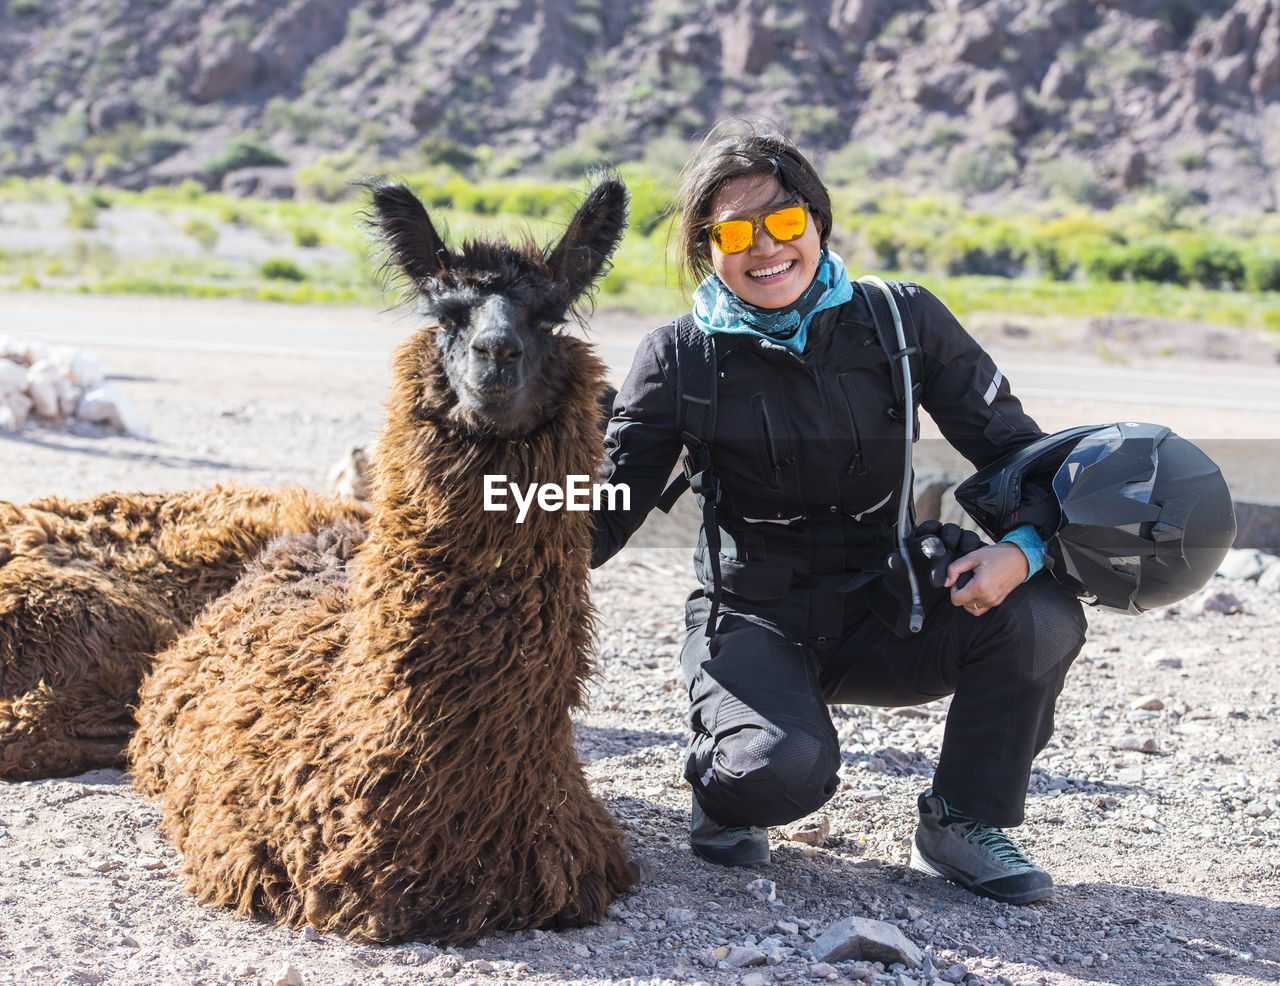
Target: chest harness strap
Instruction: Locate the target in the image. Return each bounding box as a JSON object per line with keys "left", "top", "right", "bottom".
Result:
{"left": 655, "top": 314, "right": 722, "bottom": 637}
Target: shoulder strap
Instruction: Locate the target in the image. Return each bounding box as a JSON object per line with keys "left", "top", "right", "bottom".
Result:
{"left": 854, "top": 276, "right": 922, "bottom": 442}
{"left": 656, "top": 314, "right": 722, "bottom": 637}
{"left": 656, "top": 314, "right": 717, "bottom": 511}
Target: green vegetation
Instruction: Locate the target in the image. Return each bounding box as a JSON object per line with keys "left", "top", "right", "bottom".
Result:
{"left": 0, "top": 173, "right": 1275, "bottom": 335}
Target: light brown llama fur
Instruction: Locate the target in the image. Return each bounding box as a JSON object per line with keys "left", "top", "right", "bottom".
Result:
{"left": 128, "top": 177, "right": 634, "bottom": 944}
{"left": 0, "top": 484, "right": 368, "bottom": 780}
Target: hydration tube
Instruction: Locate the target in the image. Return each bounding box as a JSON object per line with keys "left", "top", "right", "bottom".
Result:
{"left": 859, "top": 275, "right": 924, "bottom": 633}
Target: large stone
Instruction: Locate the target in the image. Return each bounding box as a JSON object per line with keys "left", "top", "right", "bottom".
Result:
{"left": 947, "top": 12, "right": 1006, "bottom": 66}
{"left": 808, "top": 916, "right": 924, "bottom": 969}
{"left": 221, "top": 166, "right": 296, "bottom": 200}
{"left": 190, "top": 41, "right": 257, "bottom": 102}
{"left": 721, "top": 11, "right": 775, "bottom": 75}
{"left": 1040, "top": 60, "right": 1083, "bottom": 101}
{"left": 829, "top": 0, "right": 879, "bottom": 43}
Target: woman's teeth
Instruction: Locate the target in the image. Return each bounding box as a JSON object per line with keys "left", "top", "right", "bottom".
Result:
{"left": 748, "top": 260, "right": 794, "bottom": 279}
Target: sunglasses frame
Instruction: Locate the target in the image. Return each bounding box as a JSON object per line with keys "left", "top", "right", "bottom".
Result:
{"left": 706, "top": 200, "right": 809, "bottom": 256}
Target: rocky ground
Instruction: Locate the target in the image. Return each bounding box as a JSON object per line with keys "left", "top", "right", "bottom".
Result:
{"left": 1, "top": 298, "right": 1278, "bottom": 986}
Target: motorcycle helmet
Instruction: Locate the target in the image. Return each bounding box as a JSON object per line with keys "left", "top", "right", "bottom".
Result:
{"left": 954, "top": 422, "right": 1236, "bottom": 614}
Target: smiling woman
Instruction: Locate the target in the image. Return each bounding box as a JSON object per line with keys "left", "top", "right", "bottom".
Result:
{"left": 588, "top": 118, "right": 1091, "bottom": 906}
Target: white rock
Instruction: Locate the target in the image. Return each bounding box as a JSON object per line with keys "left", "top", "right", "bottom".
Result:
{"left": 781, "top": 813, "right": 831, "bottom": 846}
{"left": 808, "top": 915, "right": 924, "bottom": 969}
{"left": 51, "top": 346, "right": 105, "bottom": 389}
{"left": 747, "top": 878, "right": 777, "bottom": 902}
{"left": 741, "top": 973, "right": 770, "bottom": 986}
{"left": 808, "top": 962, "right": 839, "bottom": 978}
{"left": 725, "top": 946, "right": 767, "bottom": 968}
{"left": 0, "top": 403, "right": 24, "bottom": 434}
{"left": 1217, "top": 548, "right": 1279, "bottom": 581}
{"left": 76, "top": 383, "right": 148, "bottom": 437}
{"left": 26, "top": 360, "right": 62, "bottom": 419}
{"left": 273, "top": 964, "right": 304, "bottom": 986}
{"left": 664, "top": 907, "right": 696, "bottom": 925}
{"left": 0, "top": 358, "right": 26, "bottom": 392}
{"left": 1131, "top": 695, "right": 1165, "bottom": 711}
{"left": 1258, "top": 562, "right": 1280, "bottom": 594}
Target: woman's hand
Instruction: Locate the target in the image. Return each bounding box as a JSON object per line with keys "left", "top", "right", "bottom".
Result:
{"left": 945, "top": 542, "right": 1028, "bottom": 616}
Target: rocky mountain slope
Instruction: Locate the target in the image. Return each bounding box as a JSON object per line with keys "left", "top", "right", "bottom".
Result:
{"left": 3, "top": 0, "right": 1278, "bottom": 211}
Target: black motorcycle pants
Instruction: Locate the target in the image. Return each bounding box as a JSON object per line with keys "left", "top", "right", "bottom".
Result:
{"left": 679, "top": 575, "right": 1087, "bottom": 830}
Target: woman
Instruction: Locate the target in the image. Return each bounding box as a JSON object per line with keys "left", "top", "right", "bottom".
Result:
{"left": 591, "top": 121, "right": 1087, "bottom": 906}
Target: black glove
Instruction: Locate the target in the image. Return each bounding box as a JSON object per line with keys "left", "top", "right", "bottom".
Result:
{"left": 906, "top": 520, "right": 985, "bottom": 589}
{"left": 846, "top": 521, "right": 987, "bottom": 638}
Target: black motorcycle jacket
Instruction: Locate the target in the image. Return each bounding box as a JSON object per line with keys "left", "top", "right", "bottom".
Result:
{"left": 590, "top": 282, "right": 1046, "bottom": 627}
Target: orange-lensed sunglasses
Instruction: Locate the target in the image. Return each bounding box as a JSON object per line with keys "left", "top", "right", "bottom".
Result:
{"left": 707, "top": 203, "right": 808, "bottom": 255}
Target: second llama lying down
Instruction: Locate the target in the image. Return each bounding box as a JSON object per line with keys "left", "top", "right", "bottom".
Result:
{"left": 129, "top": 174, "right": 635, "bottom": 943}
{"left": 0, "top": 484, "right": 367, "bottom": 780}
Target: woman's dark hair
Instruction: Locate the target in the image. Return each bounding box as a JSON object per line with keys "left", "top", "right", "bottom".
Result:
{"left": 673, "top": 119, "right": 833, "bottom": 292}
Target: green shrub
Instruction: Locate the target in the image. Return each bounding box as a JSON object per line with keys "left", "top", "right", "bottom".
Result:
{"left": 290, "top": 224, "right": 322, "bottom": 248}
{"left": 1084, "top": 244, "right": 1129, "bottom": 282}
{"left": 1246, "top": 252, "right": 1280, "bottom": 292}
{"left": 8, "top": 0, "right": 37, "bottom": 16}
{"left": 206, "top": 137, "right": 287, "bottom": 178}
{"left": 66, "top": 198, "right": 99, "bottom": 230}
{"left": 1127, "top": 241, "right": 1185, "bottom": 284}
{"left": 417, "top": 134, "right": 479, "bottom": 171}
{"left": 1185, "top": 241, "right": 1245, "bottom": 289}
{"left": 182, "top": 218, "right": 219, "bottom": 250}
{"left": 260, "top": 257, "right": 305, "bottom": 281}
{"left": 947, "top": 146, "right": 1018, "bottom": 195}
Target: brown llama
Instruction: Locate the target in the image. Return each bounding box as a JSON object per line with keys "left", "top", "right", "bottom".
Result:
{"left": 128, "top": 174, "right": 634, "bottom": 944}
{"left": 0, "top": 484, "right": 368, "bottom": 780}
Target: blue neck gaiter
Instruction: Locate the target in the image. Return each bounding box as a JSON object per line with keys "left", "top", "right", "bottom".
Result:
{"left": 691, "top": 248, "right": 853, "bottom": 355}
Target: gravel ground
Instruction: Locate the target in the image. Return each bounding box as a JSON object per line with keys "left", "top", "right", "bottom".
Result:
{"left": 1, "top": 298, "right": 1278, "bottom": 986}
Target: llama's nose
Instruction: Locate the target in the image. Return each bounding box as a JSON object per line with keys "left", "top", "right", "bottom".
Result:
{"left": 471, "top": 331, "right": 524, "bottom": 366}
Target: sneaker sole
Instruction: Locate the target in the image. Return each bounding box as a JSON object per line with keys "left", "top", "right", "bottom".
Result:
{"left": 910, "top": 841, "right": 1055, "bottom": 905}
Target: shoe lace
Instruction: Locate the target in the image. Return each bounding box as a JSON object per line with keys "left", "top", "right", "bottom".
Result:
{"left": 952, "top": 818, "right": 1033, "bottom": 868}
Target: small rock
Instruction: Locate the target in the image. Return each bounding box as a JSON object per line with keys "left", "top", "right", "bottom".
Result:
{"left": 1194, "top": 591, "right": 1244, "bottom": 615}
{"left": 572, "top": 944, "right": 591, "bottom": 959}
{"left": 742, "top": 973, "right": 771, "bottom": 986}
{"left": 808, "top": 962, "right": 839, "bottom": 978}
{"left": 1258, "top": 562, "right": 1280, "bottom": 593}
{"left": 1131, "top": 695, "right": 1165, "bottom": 711}
{"left": 776, "top": 920, "right": 801, "bottom": 936}
{"left": 748, "top": 878, "right": 777, "bottom": 902}
{"left": 301, "top": 926, "right": 321, "bottom": 942}
{"left": 781, "top": 813, "right": 831, "bottom": 847}
{"left": 693, "top": 947, "right": 719, "bottom": 968}
{"left": 808, "top": 915, "right": 924, "bottom": 969}
{"left": 726, "top": 946, "right": 768, "bottom": 968}
{"left": 1216, "top": 548, "right": 1278, "bottom": 580}
{"left": 665, "top": 907, "right": 696, "bottom": 925}
{"left": 939, "top": 962, "right": 970, "bottom": 983}
{"left": 273, "top": 965, "right": 304, "bottom": 986}
{"left": 1146, "top": 652, "right": 1183, "bottom": 669}
{"left": 136, "top": 856, "right": 165, "bottom": 870}
{"left": 1116, "top": 766, "right": 1145, "bottom": 784}
{"left": 714, "top": 945, "right": 732, "bottom": 961}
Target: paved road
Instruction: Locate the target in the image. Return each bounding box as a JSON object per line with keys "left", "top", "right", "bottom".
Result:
{"left": 7, "top": 292, "right": 1280, "bottom": 502}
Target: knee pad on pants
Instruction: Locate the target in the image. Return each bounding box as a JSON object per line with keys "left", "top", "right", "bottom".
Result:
{"left": 686, "top": 720, "right": 839, "bottom": 829}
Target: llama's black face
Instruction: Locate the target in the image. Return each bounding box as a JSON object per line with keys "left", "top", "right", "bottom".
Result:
{"left": 427, "top": 281, "right": 561, "bottom": 435}
{"left": 369, "top": 176, "right": 628, "bottom": 437}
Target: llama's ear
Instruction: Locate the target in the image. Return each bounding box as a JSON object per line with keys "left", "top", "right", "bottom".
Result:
{"left": 367, "top": 182, "right": 454, "bottom": 285}
{"left": 546, "top": 172, "right": 630, "bottom": 299}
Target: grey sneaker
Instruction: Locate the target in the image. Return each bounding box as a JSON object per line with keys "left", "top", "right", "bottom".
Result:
{"left": 910, "top": 789, "right": 1054, "bottom": 904}
{"left": 690, "top": 796, "right": 770, "bottom": 868}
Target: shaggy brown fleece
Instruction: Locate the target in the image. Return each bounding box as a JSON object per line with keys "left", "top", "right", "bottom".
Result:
{"left": 0, "top": 485, "right": 368, "bottom": 780}
{"left": 131, "top": 329, "right": 632, "bottom": 943}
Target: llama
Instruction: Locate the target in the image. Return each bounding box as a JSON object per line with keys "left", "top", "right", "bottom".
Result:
{"left": 128, "top": 174, "right": 634, "bottom": 944}
{"left": 0, "top": 484, "right": 368, "bottom": 780}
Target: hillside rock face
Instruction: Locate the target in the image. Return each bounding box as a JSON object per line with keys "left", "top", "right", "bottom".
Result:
{"left": 1, "top": 0, "right": 1276, "bottom": 211}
